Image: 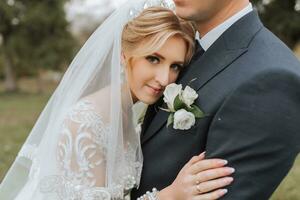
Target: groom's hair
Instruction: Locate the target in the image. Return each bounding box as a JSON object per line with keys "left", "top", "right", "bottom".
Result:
{"left": 122, "top": 7, "right": 196, "bottom": 65}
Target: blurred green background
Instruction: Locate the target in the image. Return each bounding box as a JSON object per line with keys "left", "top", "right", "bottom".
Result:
{"left": 0, "top": 0, "right": 300, "bottom": 199}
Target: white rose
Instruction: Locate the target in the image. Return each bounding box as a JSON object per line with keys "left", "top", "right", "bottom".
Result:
{"left": 182, "top": 86, "right": 198, "bottom": 107}
{"left": 173, "top": 109, "right": 195, "bottom": 130}
{"left": 163, "top": 83, "right": 182, "bottom": 111}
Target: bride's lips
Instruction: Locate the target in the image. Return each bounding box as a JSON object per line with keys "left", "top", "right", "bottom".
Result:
{"left": 146, "top": 85, "right": 163, "bottom": 95}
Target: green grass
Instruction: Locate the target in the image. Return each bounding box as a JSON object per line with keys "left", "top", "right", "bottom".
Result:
{"left": 0, "top": 79, "right": 299, "bottom": 199}
{"left": 0, "top": 92, "right": 51, "bottom": 181}
{"left": 0, "top": 78, "right": 55, "bottom": 181}
{"left": 271, "top": 155, "right": 300, "bottom": 200}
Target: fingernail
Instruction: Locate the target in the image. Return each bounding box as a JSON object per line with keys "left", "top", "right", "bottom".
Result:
{"left": 199, "top": 151, "right": 206, "bottom": 157}
{"left": 220, "top": 189, "right": 228, "bottom": 195}
{"left": 225, "top": 177, "right": 234, "bottom": 183}
{"left": 218, "top": 160, "right": 228, "bottom": 165}
{"left": 227, "top": 167, "right": 235, "bottom": 173}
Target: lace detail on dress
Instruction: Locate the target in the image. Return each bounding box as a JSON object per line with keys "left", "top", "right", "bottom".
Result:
{"left": 38, "top": 99, "right": 139, "bottom": 199}
{"left": 57, "top": 99, "right": 109, "bottom": 187}
{"left": 40, "top": 175, "right": 111, "bottom": 200}
{"left": 38, "top": 99, "right": 113, "bottom": 199}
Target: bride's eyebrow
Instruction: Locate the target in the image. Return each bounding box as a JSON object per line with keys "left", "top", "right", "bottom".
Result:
{"left": 152, "top": 53, "right": 184, "bottom": 64}
{"left": 152, "top": 53, "right": 165, "bottom": 60}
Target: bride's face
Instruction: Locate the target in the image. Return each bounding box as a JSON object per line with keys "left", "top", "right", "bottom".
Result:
{"left": 126, "top": 36, "right": 187, "bottom": 105}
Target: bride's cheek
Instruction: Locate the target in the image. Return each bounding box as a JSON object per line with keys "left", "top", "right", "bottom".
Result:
{"left": 171, "top": 72, "right": 179, "bottom": 83}
{"left": 139, "top": 66, "right": 153, "bottom": 84}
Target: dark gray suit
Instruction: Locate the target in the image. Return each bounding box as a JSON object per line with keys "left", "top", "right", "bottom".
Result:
{"left": 131, "top": 11, "right": 300, "bottom": 199}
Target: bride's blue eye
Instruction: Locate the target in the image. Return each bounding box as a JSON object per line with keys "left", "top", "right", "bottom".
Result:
{"left": 171, "top": 64, "right": 184, "bottom": 72}
{"left": 146, "top": 55, "right": 160, "bottom": 64}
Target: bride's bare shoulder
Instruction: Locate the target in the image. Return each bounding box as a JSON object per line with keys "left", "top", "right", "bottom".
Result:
{"left": 80, "top": 87, "right": 111, "bottom": 122}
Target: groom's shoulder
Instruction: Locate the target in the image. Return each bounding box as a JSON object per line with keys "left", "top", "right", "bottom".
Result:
{"left": 247, "top": 26, "right": 300, "bottom": 71}
{"left": 217, "top": 27, "right": 300, "bottom": 96}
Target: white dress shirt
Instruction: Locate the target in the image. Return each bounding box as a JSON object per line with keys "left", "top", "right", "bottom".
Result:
{"left": 196, "top": 3, "right": 253, "bottom": 51}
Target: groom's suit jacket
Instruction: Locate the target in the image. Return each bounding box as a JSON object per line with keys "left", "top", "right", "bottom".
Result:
{"left": 131, "top": 11, "right": 300, "bottom": 199}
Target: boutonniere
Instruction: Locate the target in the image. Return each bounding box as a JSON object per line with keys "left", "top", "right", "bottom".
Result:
{"left": 161, "top": 83, "right": 205, "bottom": 130}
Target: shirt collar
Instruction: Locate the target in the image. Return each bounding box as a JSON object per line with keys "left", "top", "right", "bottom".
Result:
{"left": 196, "top": 3, "right": 253, "bottom": 51}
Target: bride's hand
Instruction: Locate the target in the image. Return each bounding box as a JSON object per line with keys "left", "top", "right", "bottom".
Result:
{"left": 158, "top": 152, "right": 234, "bottom": 200}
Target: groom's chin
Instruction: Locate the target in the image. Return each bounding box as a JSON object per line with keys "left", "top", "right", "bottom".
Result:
{"left": 175, "top": 7, "right": 196, "bottom": 21}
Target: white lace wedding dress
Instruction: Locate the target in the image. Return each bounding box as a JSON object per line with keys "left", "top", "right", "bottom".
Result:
{"left": 0, "top": 0, "right": 166, "bottom": 199}
{"left": 16, "top": 99, "right": 144, "bottom": 200}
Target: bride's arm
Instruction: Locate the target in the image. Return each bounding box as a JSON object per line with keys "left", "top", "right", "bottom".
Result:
{"left": 38, "top": 100, "right": 110, "bottom": 199}
{"left": 56, "top": 99, "right": 108, "bottom": 188}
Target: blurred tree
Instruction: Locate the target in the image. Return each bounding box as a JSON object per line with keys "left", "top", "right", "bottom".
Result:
{"left": 0, "top": 0, "right": 77, "bottom": 93}
{"left": 252, "top": 0, "right": 300, "bottom": 49}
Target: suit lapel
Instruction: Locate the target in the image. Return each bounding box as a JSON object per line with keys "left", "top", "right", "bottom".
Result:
{"left": 141, "top": 11, "right": 263, "bottom": 145}
{"left": 180, "top": 44, "right": 248, "bottom": 90}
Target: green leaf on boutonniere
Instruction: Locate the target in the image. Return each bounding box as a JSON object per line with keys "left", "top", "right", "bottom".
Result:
{"left": 167, "top": 113, "right": 174, "bottom": 127}
{"left": 174, "top": 95, "right": 185, "bottom": 110}
{"left": 188, "top": 105, "right": 205, "bottom": 118}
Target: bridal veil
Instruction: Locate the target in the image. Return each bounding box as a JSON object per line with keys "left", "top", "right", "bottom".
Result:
{"left": 0, "top": 0, "right": 174, "bottom": 199}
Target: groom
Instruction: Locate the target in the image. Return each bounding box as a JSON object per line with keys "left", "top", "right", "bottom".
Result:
{"left": 131, "top": 0, "right": 300, "bottom": 199}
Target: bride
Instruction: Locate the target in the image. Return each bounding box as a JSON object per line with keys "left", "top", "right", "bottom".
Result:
{"left": 0, "top": 0, "right": 234, "bottom": 199}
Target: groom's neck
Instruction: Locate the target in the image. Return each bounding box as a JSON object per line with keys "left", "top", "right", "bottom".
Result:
{"left": 196, "top": 0, "right": 250, "bottom": 38}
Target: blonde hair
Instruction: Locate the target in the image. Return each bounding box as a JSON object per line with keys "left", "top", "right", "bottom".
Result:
{"left": 122, "top": 7, "right": 195, "bottom": 65}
